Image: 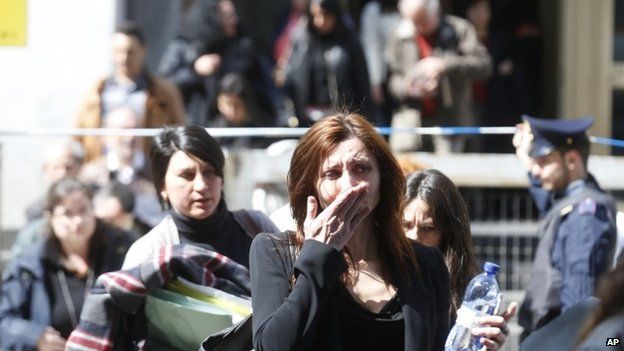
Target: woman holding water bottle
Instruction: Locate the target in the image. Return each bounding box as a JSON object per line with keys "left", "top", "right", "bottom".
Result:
{"left": 404, "top": 169, "right": 517, "bottom": 350}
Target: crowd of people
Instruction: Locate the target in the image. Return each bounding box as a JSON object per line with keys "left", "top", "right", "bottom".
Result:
{"left": 0, "top": 113, "right": 622, "bottom": 350}
{"left": 0, "top": 0, "right": 622, "bottom": 350}
{"left": 69, "top": 0, "right": 542, "bottom": 153}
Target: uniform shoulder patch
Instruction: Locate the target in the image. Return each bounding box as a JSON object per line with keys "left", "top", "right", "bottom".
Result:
{"left": 560, "top": 205, "right": 574, "bottom": 216}
{"left": 577, "top": 197, "right": 597, "bottom": 215}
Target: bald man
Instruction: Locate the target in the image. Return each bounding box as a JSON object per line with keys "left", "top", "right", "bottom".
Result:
{"left": 80, "top": 108, "right": 146, "bottom": 187}
{"left": 386, "top": 0, "right": 491, "bottom": 153}
{"left": 12, "top": 140, "right": 86, "bottom": 257}
{"left": 25, "top": 140, "right": 85, "bottom": 221}
{"left": 80, "top": 107, "right": 165, "bottom": 227}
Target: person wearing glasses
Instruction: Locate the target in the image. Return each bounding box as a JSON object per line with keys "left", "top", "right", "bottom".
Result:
{"left": 0, "top": 179, "right": 135, "bottom": 351}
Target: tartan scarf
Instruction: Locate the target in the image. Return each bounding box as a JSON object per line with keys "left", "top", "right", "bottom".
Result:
{"left": 66, "top": 244, "right": 250, "bottom": 351}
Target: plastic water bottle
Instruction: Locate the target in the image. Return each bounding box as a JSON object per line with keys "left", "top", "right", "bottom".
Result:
{"left": 445, "top": 262, "right": 501, "bottom": 351}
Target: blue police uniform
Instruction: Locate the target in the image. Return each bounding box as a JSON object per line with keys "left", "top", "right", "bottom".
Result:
{"left": 517, "top": 116, "right": 618, "bottom": 339}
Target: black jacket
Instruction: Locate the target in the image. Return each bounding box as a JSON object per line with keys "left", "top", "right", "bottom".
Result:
{"left": 249, "top": 232, "right": 450, "bottom": 351}
{"left": 520, "top": 297, "right": 599, "bottom": 351}
{"left": 576, "top": 312, "right": 624, "bottom": 351}
{"left": 159, "top": 35, "right": 284, "bottom": 127}
{"left": 284, "top": 21, "right": 372, "bottom": 125}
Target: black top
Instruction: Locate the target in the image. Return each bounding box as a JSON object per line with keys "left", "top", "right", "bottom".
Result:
{"left": 42, "top": 228, "right": 109, "bottom": 338}
{"left": 249, "top": 232, "right": 450, "bottom": 351}
{"left": 337, "top": 286, "right": 405, "bottom": 351}
{"left": 46, "top": 268, "right": 89, "bottom": 338}
{"left": 309, "top": 42, "right": 331, "bottom": 107}
{"left": 576, "top": 311, "right": 624, "bottom": 351}
{"left": 520, "top": 297, "right": 600, "bottom": 351}
{"left": 284, "top": 22, "right": 373, "bottom": 125}
{"left": 41, "top": 223, "right": 120, "bottom": 338}
{"left": 171, "top": 200, "right": 253, "bottom": 268}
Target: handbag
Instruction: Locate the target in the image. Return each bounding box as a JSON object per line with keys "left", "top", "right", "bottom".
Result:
{"left": 199, "top": 313, "right": 253, "bottom": 351}
{"left": 199, "top": 232, "right": 298, "bottom": 351}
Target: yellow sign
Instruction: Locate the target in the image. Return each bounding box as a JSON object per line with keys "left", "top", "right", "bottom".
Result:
{"left": 0, "top": 0, "right": 27, "bottom": 46}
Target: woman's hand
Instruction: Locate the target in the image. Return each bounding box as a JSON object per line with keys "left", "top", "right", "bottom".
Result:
{"left": 303, "top": 183, "right": 371, "bottom": 251}
{"left": 472, "top": 302, "right": 518, "bottom": 350}
{"left": 194, "top": 54, "right": 221, "bottom": 76}
{"left": 36, "top": 327, "right": 66, "bottom": 351}
{"left": 64, "top": 253, "right": 90, "bottom": 277}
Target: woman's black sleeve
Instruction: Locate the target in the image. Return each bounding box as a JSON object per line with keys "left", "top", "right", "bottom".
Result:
{"left": 432, "top": 246, "right": 451, "bottom": 350}
{"left": 350, "top": 36, "right": 374, "bottom": 117}
{"left": 157, "top": 40, "right": 202, "bottom": 93}
{"left": 250, "top": 233, "right": 346, "bottom": 351}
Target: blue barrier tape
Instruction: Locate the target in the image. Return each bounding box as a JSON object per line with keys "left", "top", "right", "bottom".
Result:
{"left": 375, "top": 126, "right": 516, "bottom": 136}
{"left": 0, "top": 126, "right": 521, "bottom": 137}
{"left": 0, "top": 126, "right": 623, "bottom": 148}
{"left": 589, "top": 136, "right": 624, "bottom": 148}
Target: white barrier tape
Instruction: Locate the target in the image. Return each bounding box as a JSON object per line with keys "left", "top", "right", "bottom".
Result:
{"left": 0, "top": 127, "right": 623, "bottom": 148}
{"left": 0, "top": 127, "right": 307, "bottom": 138}
{"left": 376, "top": 126, "right": 517, "bottom": 135}
{"left": 0, "top": 126, "right": 517, "bottom": 138}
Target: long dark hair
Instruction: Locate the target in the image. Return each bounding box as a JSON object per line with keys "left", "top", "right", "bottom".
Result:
{"left": 183, "top": 0, "right": 241, "bottom": 53}
{"left": 306, "top": 0, "right": 349, "bottom": 39}
{"left": 405, "top": 169, "right": 478, "bottom": 318}
{"left": 288, "top": 113, "right": 417, "bottom": 285}
{"left": 150, "top": 125, "right": 225, "bottom": 207}
{"left": 44, "top": 178, "right": 97, "bottom": 254}
{"left": 377, "top": 0, "right": 400, "bottom": 12}
{"left": 577, "top": 260, "right": 624, "bottom": 343}
{"left": 45, "top": 178, "right": 93, "bottom": 214}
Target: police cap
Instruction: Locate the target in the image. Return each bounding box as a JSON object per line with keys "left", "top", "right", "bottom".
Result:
{"left": 522, "top": 115, "right": 593, "bottom": 158}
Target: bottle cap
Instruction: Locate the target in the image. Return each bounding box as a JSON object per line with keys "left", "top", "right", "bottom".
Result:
{"left": 484, "top": 262, "right": 500, "bottom": 274}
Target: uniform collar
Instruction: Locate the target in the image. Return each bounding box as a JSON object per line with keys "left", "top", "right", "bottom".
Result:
{"left": 545, "top": 174, "right": 600, "bottom": 210}
{"left": 563, "top": 178, "right": 587, "bottom": 197}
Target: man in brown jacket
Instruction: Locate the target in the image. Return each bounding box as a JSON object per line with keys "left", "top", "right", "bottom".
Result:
{"left": 75, "top": 22, "right": 185, "bottom": 161}
{"left": 386, "top": 0, "right": 491, "bottom": 153}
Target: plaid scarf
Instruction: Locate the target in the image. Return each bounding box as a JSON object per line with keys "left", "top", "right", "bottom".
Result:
{"left": 66, "top": 244, "right": 250, "bottom": 351}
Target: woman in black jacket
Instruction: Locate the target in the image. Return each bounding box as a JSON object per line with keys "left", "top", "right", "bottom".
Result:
{"left": 250, "top": 113, "right": 449, "bottom": 350}
{"left": 0, "top": 179, "right": 136, "bottom": 351}
{"left": 159, "top": 0, "right": 283, "bottom": 126}
{"left": 282, "top": 0, "right": 373, "bottom": 125}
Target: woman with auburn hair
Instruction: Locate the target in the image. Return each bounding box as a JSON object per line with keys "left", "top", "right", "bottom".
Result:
{"left": 250, "top": 113, "right": 450, "bottom": 350}
{"left": 404, "top": 169, "right": 517, "bottom": 350}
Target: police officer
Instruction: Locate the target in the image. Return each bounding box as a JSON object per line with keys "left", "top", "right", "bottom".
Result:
{"left": 513, "top": 115, "right": 617, "bottom": 339}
